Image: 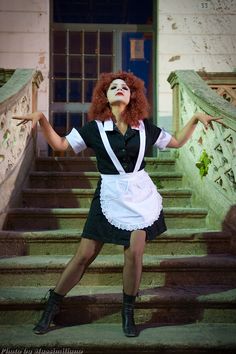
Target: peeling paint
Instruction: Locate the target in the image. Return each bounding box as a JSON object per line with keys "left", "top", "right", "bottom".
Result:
{"left": 169, "top": 55, "right": 181, "bottom": 62}
{"left": 198, "top": 67, "right": 207, "bottom": 72}
{"left": 204, "top": 41, "right": 209, "bottom": 50}
{"left": 38, "top": 51, "right": 45, "bottom": 65}
{"left": 191, "top": 39, "right": 201, "bottom": 52}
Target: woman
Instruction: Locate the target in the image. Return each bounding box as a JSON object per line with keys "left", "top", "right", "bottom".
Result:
{"left": 13, "top": 71, "right": 221, "bottom": 337}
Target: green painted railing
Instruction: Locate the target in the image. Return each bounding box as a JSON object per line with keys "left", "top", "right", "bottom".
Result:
{"left": 168, "top": 70, "right": 236, "bottom": 229}
{"left": 0, "top": 69, "right": 14, "bottom": 88}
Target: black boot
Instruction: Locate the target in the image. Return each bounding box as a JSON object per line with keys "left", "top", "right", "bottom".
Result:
{"left": 122, "top": 292, "right": 138, "bottom": 337}
{"left": 33, "top": 289, "right": 64, "bottom": 334}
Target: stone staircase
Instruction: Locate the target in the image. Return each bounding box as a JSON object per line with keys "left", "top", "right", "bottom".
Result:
{"left": 0, "top": 154, "right": 236, "bottom": 353}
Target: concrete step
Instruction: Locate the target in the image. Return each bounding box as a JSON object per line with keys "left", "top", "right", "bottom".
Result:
{"left": 4, "top": 207, "right": 208, "bottom": 231}
{"left": 22, "top": 188, "right": 193, "bottom": 208}
{"left": 0, "top": 285, "right": 236, "bottom": 325}
{"left": 35, "top": 156, "right": 177, "bottom": 172}
{"left": 29, "top": 171, "right": 183, "bottom": 189}
{"left": 0, "top": 254, "right": 236, "bottom": 287}
{"left": 0, "top": 229, "right": 230, "bottom": 257}
{"left": 0, "top": 323, "right": 236, "bottom": 353}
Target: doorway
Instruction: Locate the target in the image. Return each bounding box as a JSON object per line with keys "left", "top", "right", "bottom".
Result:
{"left": 50, "top": 0, "right": 155, "bottom": 155}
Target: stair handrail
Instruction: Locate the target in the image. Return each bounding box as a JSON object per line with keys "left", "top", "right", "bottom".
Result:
{"left": 0, "top": 68, "right": 43, "bottom": 229}
{"left": 167, "top": 70, "right": 236, "bottom": 230}
{"left": 168, "top": 70, "right": 236, "bottom": 134}
{"left": 0, "top": 68, "right": 15, "bottom": 88}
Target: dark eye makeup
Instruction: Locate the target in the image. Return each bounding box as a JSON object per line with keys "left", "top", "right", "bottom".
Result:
{"left": 110, "top": 85, "right": 129, "bottom": 90}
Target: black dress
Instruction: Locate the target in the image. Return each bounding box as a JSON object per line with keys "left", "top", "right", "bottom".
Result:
{"left": 66, "top": 118, "right": 172, "bottom": 246}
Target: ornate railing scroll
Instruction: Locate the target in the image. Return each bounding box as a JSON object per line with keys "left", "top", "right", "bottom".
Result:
{"left": 0, "top": 69, "right": 43, "bottom": 228}
{"left": 167, "top": 70, "right": 236, "bottom": 230}
{"left": 198, "top": 72, "right": 236, "bottom": 107}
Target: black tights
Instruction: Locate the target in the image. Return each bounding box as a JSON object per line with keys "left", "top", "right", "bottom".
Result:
{"left": 54, "top": 231, "right": 146, "bottom": 297}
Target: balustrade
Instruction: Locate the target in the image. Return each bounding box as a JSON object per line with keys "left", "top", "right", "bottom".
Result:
{"left": 168, "top": 70, "right": 236, "bottom": 229}
{"left": 0, "top": 69, "right": 43, "bottom": 228}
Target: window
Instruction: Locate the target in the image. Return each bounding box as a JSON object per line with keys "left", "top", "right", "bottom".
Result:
{"left": 53, "top": 0, "right": 153, "bottom": 24}
{"left": 52, "top": 30, "right": 113, "bottom": 104}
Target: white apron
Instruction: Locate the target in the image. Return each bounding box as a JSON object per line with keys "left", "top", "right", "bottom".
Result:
{"left": 96, "top": 120, "right": 163, "bottom": 231}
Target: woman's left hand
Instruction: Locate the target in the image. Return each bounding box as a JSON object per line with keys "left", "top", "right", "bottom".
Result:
{"left": 194, "top": 112, "right": 223, "bottom": 130}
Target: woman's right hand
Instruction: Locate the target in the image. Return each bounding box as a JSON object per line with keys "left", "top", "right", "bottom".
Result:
{"left": 12, "top": 111, "right": 43, "bottom": 128}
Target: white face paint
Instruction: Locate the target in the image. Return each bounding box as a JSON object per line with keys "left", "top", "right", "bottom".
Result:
{"left": 107, "top": 79, "right": 131, "bottom": 105}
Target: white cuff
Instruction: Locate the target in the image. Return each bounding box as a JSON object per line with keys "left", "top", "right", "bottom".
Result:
{"left": 154, "top": 129, "right": 172, "bottom": 150}
{"left": 65, "top": 128, "right": 87, "bottom": 154}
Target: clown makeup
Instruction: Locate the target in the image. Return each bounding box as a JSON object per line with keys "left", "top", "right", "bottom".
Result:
{"left": 107, "top": 79, "right": 131, "bottom": 106}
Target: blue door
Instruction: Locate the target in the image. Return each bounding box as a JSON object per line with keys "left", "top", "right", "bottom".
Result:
{"left": 122, "top": 32, "right": 153, "bottom": 116}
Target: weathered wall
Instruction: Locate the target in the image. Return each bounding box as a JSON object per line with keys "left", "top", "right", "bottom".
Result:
{"left": 0, "top": 0, "right": 49, "bottom": 154}
{"left": 157, "top": 0, "right": 236, "bottom": 132}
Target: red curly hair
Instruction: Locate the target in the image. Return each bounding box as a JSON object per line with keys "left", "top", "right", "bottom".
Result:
{"left": 87, "top": 71, "right": 150, "bottom": 127}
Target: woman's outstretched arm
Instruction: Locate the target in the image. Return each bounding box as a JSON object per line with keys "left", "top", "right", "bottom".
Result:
{"left": 12, "top": 111, "right": 69, "bottom": 152}
{"left": 167, "top": 112, "right": 223, "bottom": 149}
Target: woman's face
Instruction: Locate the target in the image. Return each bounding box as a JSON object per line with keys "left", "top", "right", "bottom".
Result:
{"left": 107, "top": 79, "right": 131, "bottom": 105}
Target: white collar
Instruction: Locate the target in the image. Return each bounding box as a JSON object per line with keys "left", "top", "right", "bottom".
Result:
{"left": 103, "top": 118, "right": 144, "bottom": 131}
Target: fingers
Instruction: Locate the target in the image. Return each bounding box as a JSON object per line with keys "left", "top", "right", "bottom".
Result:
{"left": 209, "top": 121, "right": 214, "bottom": 130}
{"left": 16, "top": 119, "right": 29, "bottom": 126}
{"left": 12, "top": 116, "right": 31, "bottom": 121}
{"left": 209, "top": 117, "right": 226, "bottom": 128}
{"left": 203, "top": 115, "right": 226, "bottom": 131}
{"left": 204, "top": 122, "right": 211, "bottom": 130}
{"left": 210, "top": 117, "right": 223, "bottom": 122}
{"left": 12, "top": 116, "right": 33, "bottom": 127}
{"left": 214, "top": 119, "right": 227, "bottom": 128}
{"left": 200, "top": 115, "right": 216, "bottom": 130}
{"left": 214, "top": 118, "right": 224, "bottom": 124}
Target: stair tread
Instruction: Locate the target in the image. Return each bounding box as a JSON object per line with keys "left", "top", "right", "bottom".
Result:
{"left": 0, "top": 285, "right": 236, "bottom": 305}
{"left": 22, "top": 187, "right": 192, "bottom": 194}
{"left": 30, "top": 171, "right": 182, "bottom": 176}
{"left": 23, "top": 188, "right": 97, "bottom": 193}
{"left": 0, "top": 254, "right": 235, "bottom": 269}
{"left": 36, "top": 156, "right": 176, "bottom": 162}
{"left": 7, "top": 207, "right": 208, "bottom": 214}
{"left": 0, "top": 323, "right": 236, "bottom": 349}
{"left": 0, "top": 228, "right": 225, "bottom": 239}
